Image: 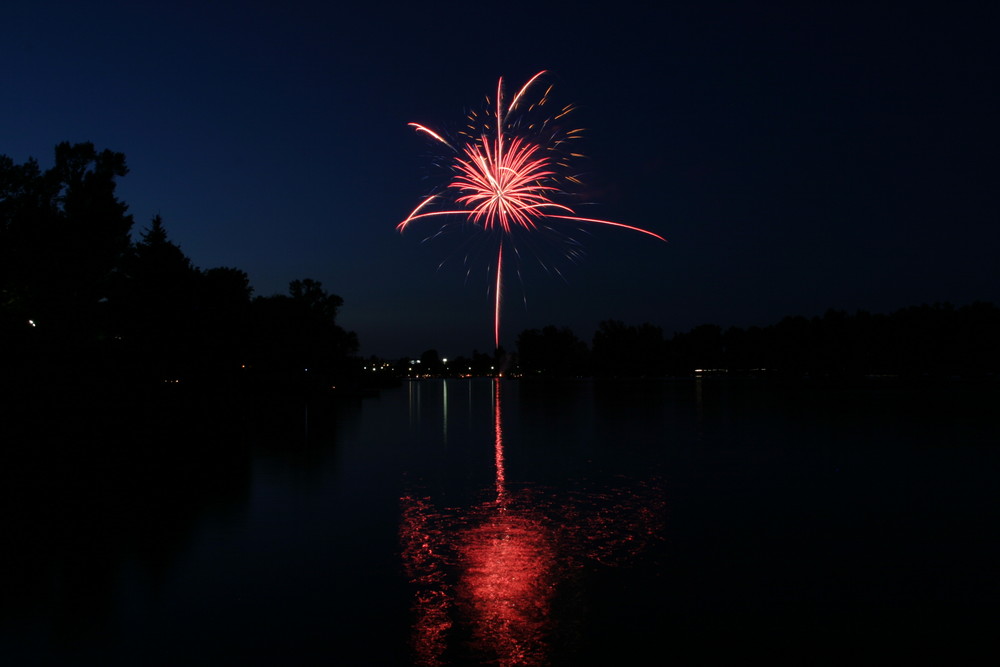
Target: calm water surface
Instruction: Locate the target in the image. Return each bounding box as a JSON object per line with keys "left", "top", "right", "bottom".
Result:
{"left": 2, "top": 378, "right": 998, "bottom": 664}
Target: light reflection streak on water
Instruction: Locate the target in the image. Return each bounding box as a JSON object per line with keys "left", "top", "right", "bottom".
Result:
{"left": 408, "top": 380, "right": 420, "bottom": 429}
{"left": 399, "top": 379, "right": 666, "bottom": 666}
{"left": 493, "top": 378, "right": 505, "bottom": 500}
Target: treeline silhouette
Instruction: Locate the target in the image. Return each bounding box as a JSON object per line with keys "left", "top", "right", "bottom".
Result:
{"left": 516, "top": 303, "right": 1000, "bottom": 379}
{"left": 6, "top": 142, "right": 997, "bottom": 397}
{"left": 1, "top": 142, "right": 358, "bottom": 411}
{"left": 1, "top": 143, "right": 361, "bottom": 641}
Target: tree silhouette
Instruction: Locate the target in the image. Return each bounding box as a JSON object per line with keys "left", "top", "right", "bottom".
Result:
{"left": 1, "top": 142, "right": 133, "bottom": 343}
{"left": 193, "top": 266, "right": 254, "bottom": 378}
{"left": 0, "top": 155, "right": 46, "bottom": 331}
{"left": 247, "top": 280, "right": 359, "bottom": 392}
{"left": 517, "top": 326, "right": 589, "bottom": 376}
{"left": 419, "top": 349, "right": 443, "bottom": 374}
{"left": 289, "top": 278, "right": 342, "bottom": 322}
{"left": 591, "top": 321, "right": 666, "bottom": 377}
{"left": 106, "top": 214, "right": 200, "bottom": 381}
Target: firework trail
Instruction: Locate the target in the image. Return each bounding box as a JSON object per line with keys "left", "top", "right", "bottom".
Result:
{"left": 399, "top": 71, "right": 665, "bottom": 350}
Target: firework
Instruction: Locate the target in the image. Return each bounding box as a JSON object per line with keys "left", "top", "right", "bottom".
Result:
{"left": 399, "top": 71, "right": 665, "bottom": 349}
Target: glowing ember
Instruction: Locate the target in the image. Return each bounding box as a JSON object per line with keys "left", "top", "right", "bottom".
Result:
{"left": 399, "top": 71, "right": 666, "bottom": 349}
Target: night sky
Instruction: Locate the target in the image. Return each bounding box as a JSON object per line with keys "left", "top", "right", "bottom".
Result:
{"left": 4, "top": 1, "right": 997, "bottom": 358}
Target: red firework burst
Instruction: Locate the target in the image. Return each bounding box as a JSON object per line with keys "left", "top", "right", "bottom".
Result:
{"left": 399, "top": 71, "right": 665, "bottom": 350}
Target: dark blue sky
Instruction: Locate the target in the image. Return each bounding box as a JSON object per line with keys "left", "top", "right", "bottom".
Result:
{"left": 4, "top": 1, "right": 997, "bottom": 358}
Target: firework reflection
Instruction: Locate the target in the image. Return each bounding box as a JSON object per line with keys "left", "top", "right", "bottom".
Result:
{"left": 399, "top": 380, "right": 665, "bottom": 666}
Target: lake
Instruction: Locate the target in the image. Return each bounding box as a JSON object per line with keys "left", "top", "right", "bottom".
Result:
{"left": 1, "top": 377, "right": 997, "bottom": 664}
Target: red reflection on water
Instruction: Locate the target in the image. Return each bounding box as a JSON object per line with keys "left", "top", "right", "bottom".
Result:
{"left": 400, "top": 379, "right": 666, "bottom": 665}
{"left": 400, "top": 501, "right": 555, "bottom": 666}
{"left": 400, "top": 495, "right": 453, "bottom": 666}
{"left": 493, "top": 378, "right": 506, "bottom": 500}
{"left": 458, "top": 509, "right": 555, "bottom": 666}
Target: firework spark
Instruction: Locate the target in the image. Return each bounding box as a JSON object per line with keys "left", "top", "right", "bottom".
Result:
{"left": 399, "top": 71, "right": 665, "bottom": 350}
